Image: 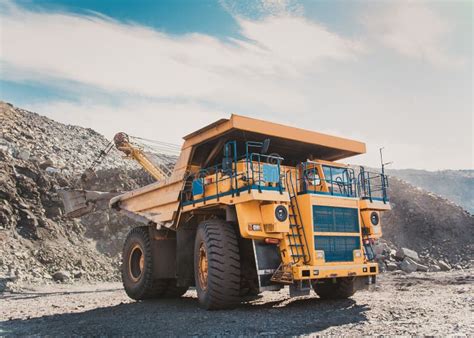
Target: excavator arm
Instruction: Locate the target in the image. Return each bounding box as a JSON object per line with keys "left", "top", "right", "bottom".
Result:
{"left": 112, "top": 132, "right": 170, "bottom": 181}
{"left": 60, "top": 132, "right": 172, "bottom": 218}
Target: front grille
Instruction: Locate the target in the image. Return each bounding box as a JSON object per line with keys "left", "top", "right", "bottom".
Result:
{"left": 313, "top": 206, "right": 359, "bottom": 233}
{"left": 314, "top": 236, "right": 360, "bottom": 262}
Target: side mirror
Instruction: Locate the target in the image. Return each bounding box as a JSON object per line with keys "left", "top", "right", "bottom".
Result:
{"left": 261, "top": 139, "right": 271, "bottom": 154}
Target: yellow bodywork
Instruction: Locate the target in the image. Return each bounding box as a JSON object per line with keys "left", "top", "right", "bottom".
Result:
{"left": 180, "top": 165, "right": 387, "bottom": 280}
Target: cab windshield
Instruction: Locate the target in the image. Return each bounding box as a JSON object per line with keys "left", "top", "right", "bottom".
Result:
{"left": 322, "top": 165, "right": 355, "bottom": 197}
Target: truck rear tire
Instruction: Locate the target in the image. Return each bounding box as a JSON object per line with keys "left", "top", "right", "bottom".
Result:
{"left": 312, "top": 277, "right": 356, "bottom": 300}
{"left": 194, "top": 220, "right": 241, "bottom": 310}
{"left": 122, "top": 226, "right": 169, "bottom": 300}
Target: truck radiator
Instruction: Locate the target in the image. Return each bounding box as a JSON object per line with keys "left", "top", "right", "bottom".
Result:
{"left": 314, "top": 236, "right": 360, "bottom": 262}
{"left": 313, "top": 206, "right": 361, "bottom": 262}
{"left": 312, "top": 206, "right": 359, "bottom": 233}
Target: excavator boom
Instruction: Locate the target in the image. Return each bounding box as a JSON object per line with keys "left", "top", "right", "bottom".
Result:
{"left": 113, "top": 132, "right": 170, "bottom": 181}
{"left": 60, "top": 132, "right": 172, "bottom": 218}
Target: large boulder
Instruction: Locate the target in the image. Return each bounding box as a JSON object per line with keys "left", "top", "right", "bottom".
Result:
{"left": 386, "top": 261, "right": 399, "bottom": 271}
{"left": 400, "top": 257, "right": 418, "bottom": 273}
{"left": 52, "top": 270, "right": 71, "bottom": 282}
{"left": 395, "top": 247, "right": 420, "bottom": 262}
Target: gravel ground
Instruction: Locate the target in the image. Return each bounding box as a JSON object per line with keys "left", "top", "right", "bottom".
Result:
{"left": 1, "top": 270, "right": 473, "bottom": 336}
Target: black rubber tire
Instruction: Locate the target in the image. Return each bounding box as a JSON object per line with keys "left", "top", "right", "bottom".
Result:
{"left": 194, "top": 220, "right": 241, "bottom": 310}
{"left": 312, "top": 277, "right": 356, "bottom": 300}
{"left": 122, "top": 226, "right": 168, "bottom": 300}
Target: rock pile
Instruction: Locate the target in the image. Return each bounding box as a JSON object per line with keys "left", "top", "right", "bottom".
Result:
{"left": 382, "top": 178, "right": 474, "bottom": 266}
{"left": 0, "top": 101, "right": 139, "bottom": 178}
{"left": 0, "top": 102, "right": 146, "bottom": 290}
{"left": 373, "top": 240, "right": 444, "bottom": 273}
{"left": 0, "top": 150, "right": 119, "bottom": 290}
{"left": 387, "top": 168, "right": 474, "bottom": 214}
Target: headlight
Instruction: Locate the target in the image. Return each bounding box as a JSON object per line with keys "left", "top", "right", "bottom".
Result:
{"left": 248, "top": 224, "right": 261, "bottom": 231}
{"left": 275, "top": 205, "right": 288, "bottom": 222}
{"left": 370, "top": 212, "right": 379, "bottom": 225}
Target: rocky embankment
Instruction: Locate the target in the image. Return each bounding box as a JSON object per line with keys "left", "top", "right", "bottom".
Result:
{"left": 388, "top": 168, "right": 474, "bottom": 214}
{"left": 382, "top": 178, "right": 473, "bottom": 268}
{"left": 1, "top": 101, "right": 473, "bottom": 291}
{"left": 0, "top": 102, "right": 148, "bottom": 289}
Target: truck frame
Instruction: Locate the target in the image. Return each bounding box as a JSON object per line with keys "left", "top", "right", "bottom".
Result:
{"left": 110, "top": 114, "right": 390, "bottom": 309}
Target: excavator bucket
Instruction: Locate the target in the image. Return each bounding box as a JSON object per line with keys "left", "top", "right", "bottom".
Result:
{"left": 58, "top": 189, "right": 121, "bottom": 218}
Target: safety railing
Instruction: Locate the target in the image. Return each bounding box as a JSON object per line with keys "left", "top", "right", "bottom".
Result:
{"left": 247, "top": 153, "right": 284, "bottom": 193}
{"left": 181, "top": 152, "right": 285, "bottom": 205}
{"left": 357, "top": 168, "right": 389, "bottom": 203}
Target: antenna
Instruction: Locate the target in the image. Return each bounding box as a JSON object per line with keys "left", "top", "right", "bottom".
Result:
{"left": 379, "top": 147, "right": 393, "bottom": 175}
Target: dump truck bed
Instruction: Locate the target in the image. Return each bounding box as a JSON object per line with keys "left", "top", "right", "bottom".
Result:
{"left": 110, "top": 114, "right": 366, "bottom": 227}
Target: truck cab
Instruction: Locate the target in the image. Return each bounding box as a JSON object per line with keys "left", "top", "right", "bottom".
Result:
{"left": 111, "top": 114, "right": 390, "bottom": 309}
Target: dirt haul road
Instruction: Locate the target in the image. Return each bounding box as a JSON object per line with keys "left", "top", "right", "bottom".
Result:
{"left": 1, "top": 270, "right": 472, "bottom": 336}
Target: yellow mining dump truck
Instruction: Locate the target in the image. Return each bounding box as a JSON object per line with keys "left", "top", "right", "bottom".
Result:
{"left": 110, "top": 114, "right": 390, "bottom": 309}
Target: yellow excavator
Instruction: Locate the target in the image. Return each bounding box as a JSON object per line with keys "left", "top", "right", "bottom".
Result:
{"left": 59, "top": 132, "right": 172, "bottom": 218}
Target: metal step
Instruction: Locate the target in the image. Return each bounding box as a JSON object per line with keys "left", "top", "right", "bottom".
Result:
{"left": 270, "top": 264, "right": 294, "bottom": 284}
{"left": 287, "top": 233, "right": 302, "bottom": 237}
{"left": 291, "top": 253, "right": 306, "bottom": 258}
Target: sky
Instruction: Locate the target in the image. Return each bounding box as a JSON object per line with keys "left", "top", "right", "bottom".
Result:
{"left": 0, "top": 0, "right": 472, "bottom": 170}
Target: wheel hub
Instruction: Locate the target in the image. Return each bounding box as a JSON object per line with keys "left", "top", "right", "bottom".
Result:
{"left": 198, "top": 242, "right": 208, "bottom": 290}
{"left": 129, "top": 244, "right": 144, "bottom": 282}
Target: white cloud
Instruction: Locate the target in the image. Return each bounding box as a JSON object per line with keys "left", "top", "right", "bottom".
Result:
{"left": 0, "top": 1, "right": 471, "bottom": 170}
{"left": 0, "top": 1, "right": 362, "bottom": 114}
{"left": 362, "top": 1, "right": 465, "bottom": 68}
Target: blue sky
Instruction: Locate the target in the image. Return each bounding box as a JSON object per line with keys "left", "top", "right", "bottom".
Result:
{"left": 0, "top": 0, "right": 472, "bottom": 169}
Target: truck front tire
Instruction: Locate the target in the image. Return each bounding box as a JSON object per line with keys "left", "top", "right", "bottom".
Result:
{"left": 122, "top": 226, "right": 187, "bottom": 300}
{"left": 312, "top": 277, "right": 356, "bottom": 300}
{"left": 194, "top": 220, "right": 241, "bottom": 310}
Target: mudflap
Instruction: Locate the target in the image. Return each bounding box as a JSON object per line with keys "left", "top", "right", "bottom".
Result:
{"left": 149, "top": 228, "right": 177, "bottom": 279}
{"left": 176, "top": 223, "right": 197, "bottom": 287}
{"left": 252, "top": 240, "right": 283, "bottom": 292}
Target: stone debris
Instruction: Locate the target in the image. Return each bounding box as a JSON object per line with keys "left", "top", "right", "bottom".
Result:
{"left": 438, "top": 260, "right": 451, "bottom": 271}
{"left": 375, "top": 239, "right": 462, "bottom": 274}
